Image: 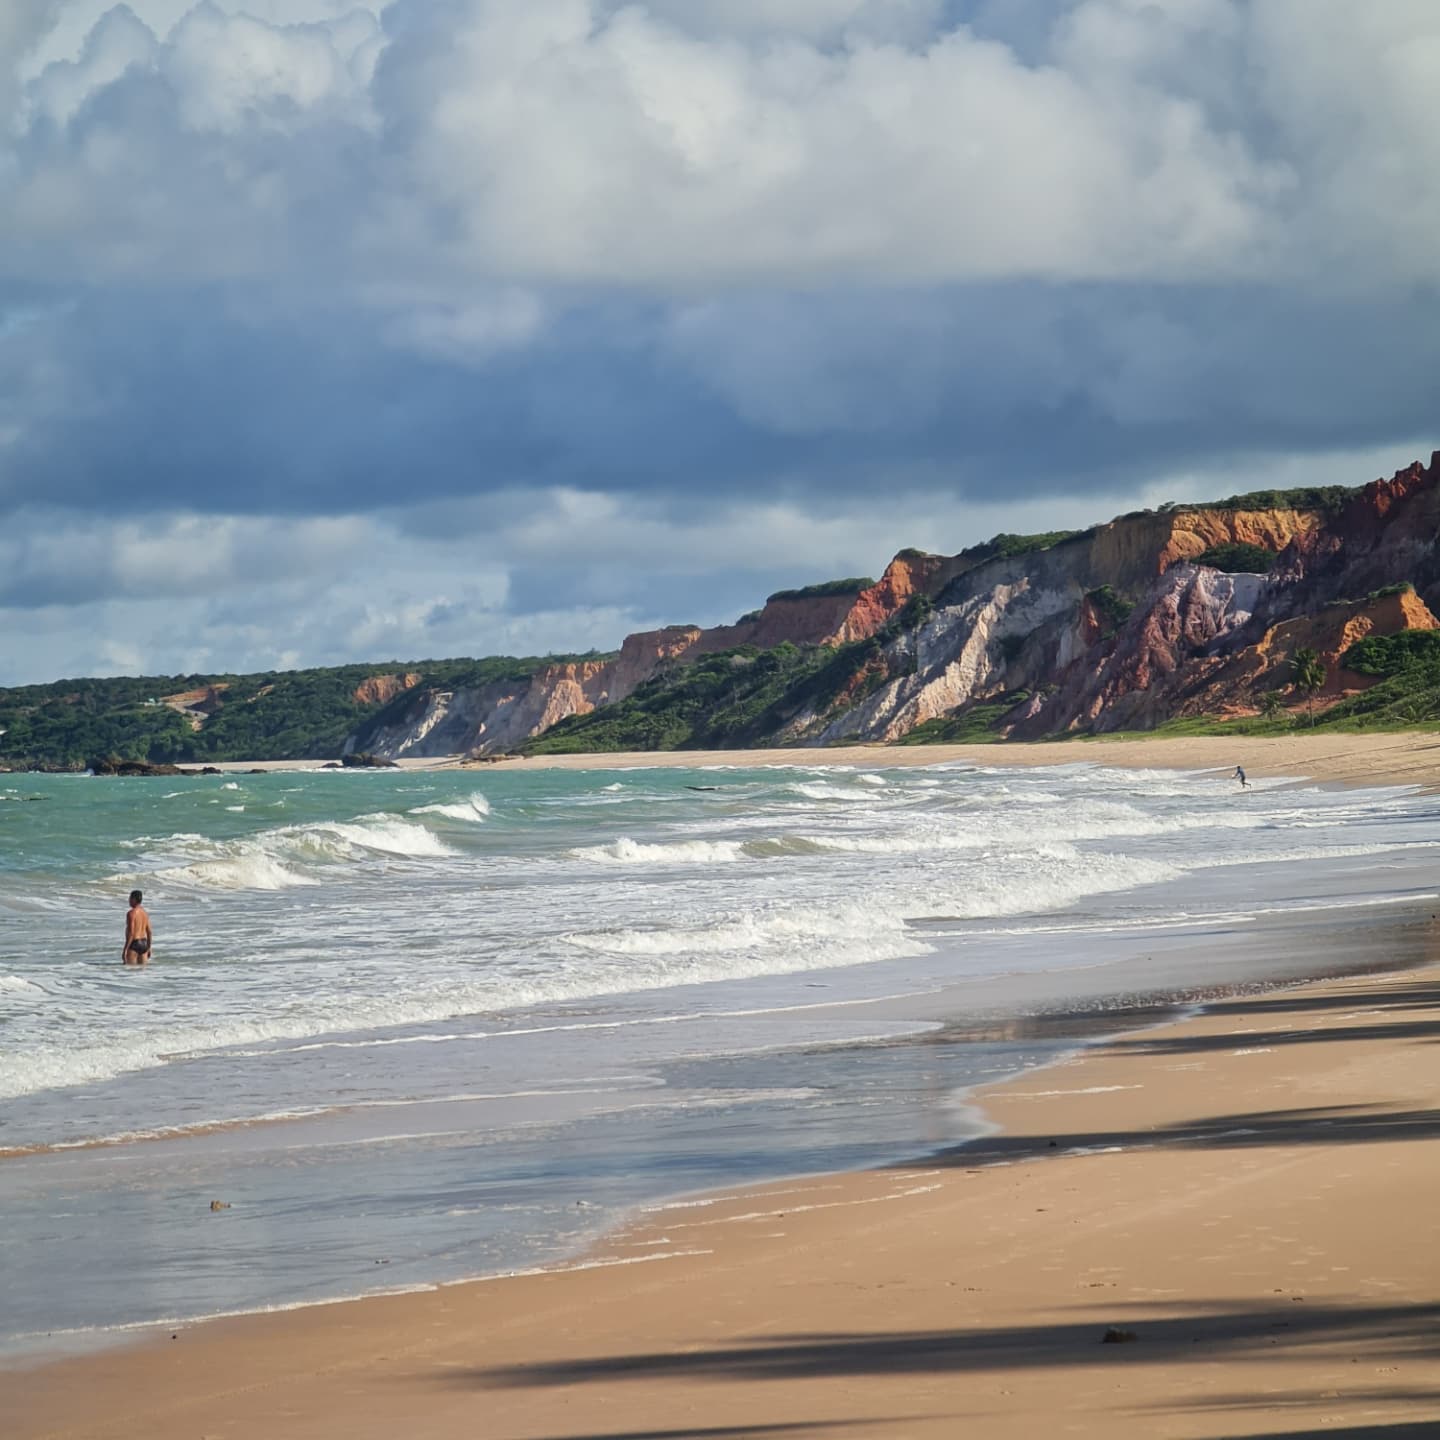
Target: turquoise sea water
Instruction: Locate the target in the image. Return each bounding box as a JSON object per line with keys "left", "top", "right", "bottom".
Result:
{"left": 1, "top": 760, "right": 1436, "bottom": 1356}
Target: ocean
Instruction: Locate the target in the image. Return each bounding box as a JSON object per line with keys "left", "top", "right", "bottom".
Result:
{"left": 1, "top": 759, "right": 1436, "bottom": 1359}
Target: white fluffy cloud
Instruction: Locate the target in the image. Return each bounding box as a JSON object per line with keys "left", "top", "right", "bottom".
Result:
{"left": 382, "top": 0, "right": 1274, "bottom": 286}
{"left": 5, "top": 0, "right": 1439, "bottom": 290}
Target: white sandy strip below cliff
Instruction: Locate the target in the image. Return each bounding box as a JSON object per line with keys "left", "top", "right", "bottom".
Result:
{"left": 495, "top": 732, "right": 1440, "bottom": 790}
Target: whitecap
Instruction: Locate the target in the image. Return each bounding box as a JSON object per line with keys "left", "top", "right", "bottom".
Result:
{"left": 570, "top": 837, "right": 748, "bottom": 865}
{"left": 409, "top": 792, "right": 491, "bottom": 824}
{"left": 786, "top": 782, "right": 874, "bottom": 803}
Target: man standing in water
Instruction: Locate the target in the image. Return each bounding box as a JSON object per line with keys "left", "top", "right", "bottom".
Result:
{"left": 1234, "top": 765, "right": 1250, "bottom": 790}
{"left": 123, "top": 890, "right": 152, "bottom": 965}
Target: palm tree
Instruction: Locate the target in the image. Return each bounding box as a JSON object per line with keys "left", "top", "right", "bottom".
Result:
{"left": 1292, "top": 647, "right": 1326, "bottom": 726}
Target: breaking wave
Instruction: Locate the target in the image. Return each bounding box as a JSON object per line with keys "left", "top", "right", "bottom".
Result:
{"left": 125, "top": 814, "right": 460, "bottom": 892}
{"left": 571, "top": 837, "right": 749, "bottom": 865}
{"left": 785, "top": 782, "right": 875, "bottom": 803}
{"left": 566, "top": 845, "right": 1181, "bottom": 963}
{"left": 409, "top": 792, "right": 491, "bottom": 823}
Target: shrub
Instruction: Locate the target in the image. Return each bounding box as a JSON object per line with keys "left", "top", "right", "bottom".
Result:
{"left": 766, "top": 578, "right": 876, "bottom": 603}
{"left": 1085, "top": 585, "right": 1135, "bottom": 632}
{"left": 1193, "top": 542, "right": 1276, "bottom": 573}
{"left": 1342, "top": 629, "right": 1440, "bottom": 677}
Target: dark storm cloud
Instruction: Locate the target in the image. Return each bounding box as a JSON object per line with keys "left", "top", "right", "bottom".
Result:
{"left": 4, "top": 281, "right": 1437, "bottom": 526}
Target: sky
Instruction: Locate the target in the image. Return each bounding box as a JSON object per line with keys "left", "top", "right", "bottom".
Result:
{"left": 1, "top": 0, "right": 1437, "bottom": 685}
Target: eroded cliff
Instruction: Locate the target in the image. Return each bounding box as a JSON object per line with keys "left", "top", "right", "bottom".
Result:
{"left": 350, "top": 451, "right": 1440, "bottom": 757}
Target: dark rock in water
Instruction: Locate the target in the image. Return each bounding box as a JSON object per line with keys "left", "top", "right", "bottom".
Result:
{"left": 341, "top": 752, "right": 399, "bottom": 769}
{"left": 1101, "top": 1327, "right": 1138, "bottom": 1344}
{"left": 195, "top": 766, "right": 223, "bottom": 776}
{"left": 88, "top": 757, "right": 186, "bottom": 778}
{"left": 247, "top": 769, "right": 269, "bottom": 775}
{"left": 321, "top": 762, "right": 343, "bottom": 770}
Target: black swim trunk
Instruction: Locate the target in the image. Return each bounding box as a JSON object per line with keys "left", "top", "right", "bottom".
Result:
{"left": 128, "top": 937, "right": 151, "bottom": 957}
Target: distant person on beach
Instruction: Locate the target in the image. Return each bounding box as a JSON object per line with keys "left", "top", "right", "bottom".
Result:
{"left": 1234, "top": 766, "right": 1250, "bottom": 790}
{"left": 123, "top": 890, "right": 152, "bottom": 966}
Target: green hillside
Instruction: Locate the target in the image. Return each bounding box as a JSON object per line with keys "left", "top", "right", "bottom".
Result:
{"left": 0, "top": 655, "right": 599, "bottom": 770}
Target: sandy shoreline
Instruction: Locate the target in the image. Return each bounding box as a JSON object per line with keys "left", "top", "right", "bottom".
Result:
{"left": 494, "top": 731, "right": 1440, "bottom": 790}
{"left": 189, "top": 730, "right": 1440, "bottom": 788}
{"left": 10, "top": 954, "right": 1439, "bottom": 1437}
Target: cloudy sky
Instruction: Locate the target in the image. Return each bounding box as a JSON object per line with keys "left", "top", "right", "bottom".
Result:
{"left": 2, "top": 0, "right": 1436, "bottom": 684}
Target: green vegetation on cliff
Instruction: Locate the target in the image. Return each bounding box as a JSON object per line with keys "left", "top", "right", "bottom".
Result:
{"left": 897, "top": 692, "right": 1032, "bottom": 745}
{"left": 1101, "top": 630, "right": 1440, "bottom": 741}
{"left": 522, "top": 644, "right": 839, "bottom": 753}
{"left": 1085, "top": 585, "right": 1136, "bottom": 633}
{"left": 524, "top": 593, "right": 942, "bottom": 755}
{"left": 1341, "top": 629, "right": 1440, "bottom": 676}
{"left": 963, "top": 530, "right": 1084, "bottom": 564}
{"left": 1194, "top": 484, "right": 1357, "bottom": 514}
{"left": 1193, "top": 542, "right": 1277, "bottom": 573}
{"left": 766, "top": 577, "right": 876, "bottom": 603}
{"left": 0, "top": 655, "right": 602, "bottom": 769}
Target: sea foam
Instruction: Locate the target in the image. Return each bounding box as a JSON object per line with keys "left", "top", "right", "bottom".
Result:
{"left": 409, "top": 792, "right": 491, "bottom": 823}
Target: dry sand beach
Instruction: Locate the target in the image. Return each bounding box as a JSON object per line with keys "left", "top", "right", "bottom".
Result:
{"left": 201, "top": 730, "right": 1440, "bottom": 788}
{"left": 9, "top": 734, "right": 1440, "bottom": 1439}
{"left": 499, "top": 731, "right": 1440, "bottom": 792}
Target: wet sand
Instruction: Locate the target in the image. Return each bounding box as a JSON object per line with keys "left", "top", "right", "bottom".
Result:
{"left": 10, "top": 954, "right": 1439, "bottom": 1439}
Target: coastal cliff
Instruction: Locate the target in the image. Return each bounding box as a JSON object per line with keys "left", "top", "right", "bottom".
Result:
{"left": 352, "top": 578, "right": 907, "bottom": 758}
{"left": 500, "top": 451, "right": 1440, "bottom": 756}
{"left": 13, "top": 456, "right": 1436, "bottom": 771}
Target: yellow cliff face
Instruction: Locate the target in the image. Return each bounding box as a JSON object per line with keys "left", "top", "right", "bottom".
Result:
{"left": 1085, "top": 507, "right": 1320, "bottom": 585}
{"left": 524, "top": 659, "right": 615, "bottom": 730}
{"left": 1157, "top": 510, "right": 1322, "bottom": 571}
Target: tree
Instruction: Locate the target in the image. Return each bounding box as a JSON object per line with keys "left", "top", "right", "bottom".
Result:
{"left": 1260, "top": 690, "right": 1286, "bottom": 721}
{"left": 1292, "top": 647, "right": 1326, "bottom": 726}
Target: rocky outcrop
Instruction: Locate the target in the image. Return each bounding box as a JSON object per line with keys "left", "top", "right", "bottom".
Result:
{"left": 350, "top": 680, "right": 525, "bottom": 759}
{"left": 353, "top": 673, "right": 422, "bottom": 707}
{"left": 830, "top": 552, "right": 956, "bottom": 644}
{"left": 162, "top": 684, "right": 229, "bottom": 731}
{"left": 87, "top": 759, "right": 224, "bottom": 777}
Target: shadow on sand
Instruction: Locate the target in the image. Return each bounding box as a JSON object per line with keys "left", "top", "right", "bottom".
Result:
{"left": 469, "top": 1299, "right": 1439, "bottom": 1392}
